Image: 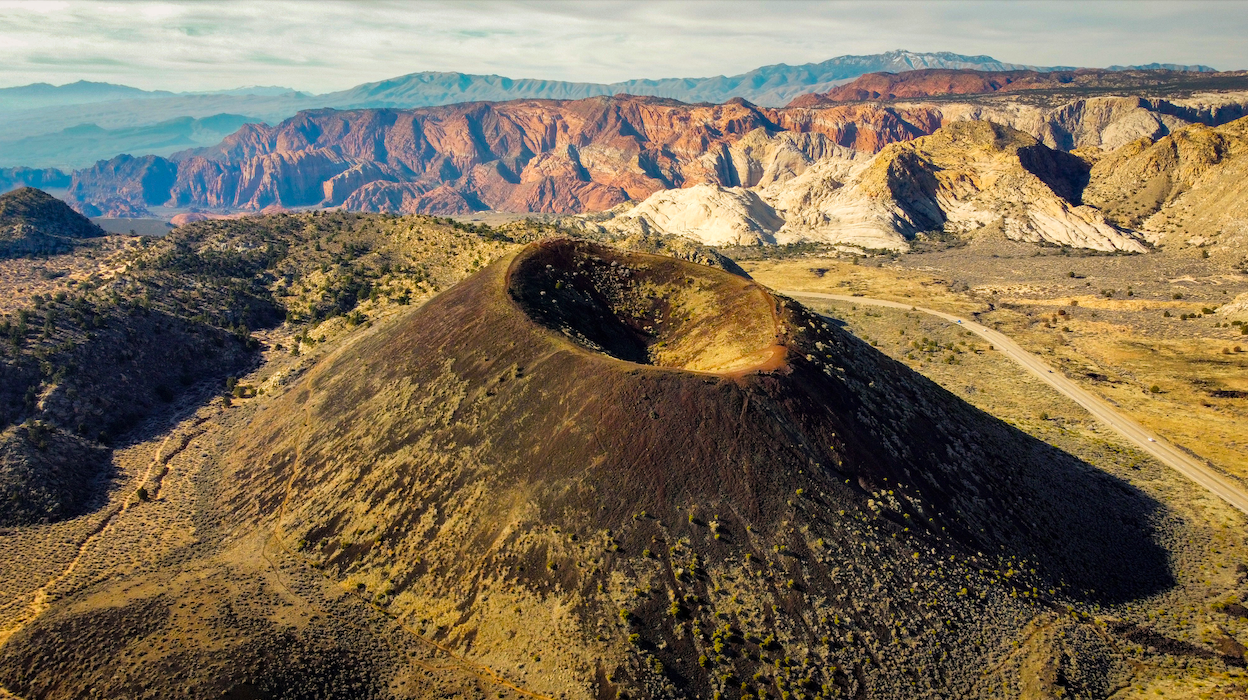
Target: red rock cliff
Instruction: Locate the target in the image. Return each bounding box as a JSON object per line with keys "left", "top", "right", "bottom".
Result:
{"left": 69, "top": 95, "right": 952, "bottom": 215}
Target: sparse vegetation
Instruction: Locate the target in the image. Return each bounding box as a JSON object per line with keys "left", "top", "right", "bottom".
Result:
{"left": 2, "top": 211, "right": 1246, "bottom": 700}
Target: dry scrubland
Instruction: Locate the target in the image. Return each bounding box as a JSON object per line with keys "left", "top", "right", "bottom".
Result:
{"left": 0, "top": 212, "right": 536, "bottom": 693}
{"left": 0, "top": 212, "right": 1246, "bottom": 699}
{"left": 0, "top": 214, "right": 754, "bottom": 699}
{"left": 742, "top": 236, "right": 1248, "bottom": 483}
{"left": 741, "top": 237, "right": 1248, "bottom": 697}
{"left": 32, "top": 238, "right": 1212, "bottom": 700}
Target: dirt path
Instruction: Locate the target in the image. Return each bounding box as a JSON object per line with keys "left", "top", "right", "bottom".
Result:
{"left": 0, "top": 418, "right": 202, "bottom": 651}
{"left": 783, "top": 290, "right": 1248, "bottom": 516}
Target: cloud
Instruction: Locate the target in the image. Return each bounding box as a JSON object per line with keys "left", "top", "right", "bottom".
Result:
{"left": 0, "top": 0, "right": 1244, "bottom": 92}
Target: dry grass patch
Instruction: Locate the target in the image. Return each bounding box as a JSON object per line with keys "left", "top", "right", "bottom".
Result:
{"left": 740, "top": 257, "right": 982, "bottom": 314}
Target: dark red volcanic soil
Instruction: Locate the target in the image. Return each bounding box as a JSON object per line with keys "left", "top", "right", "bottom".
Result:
{"left": 229, "top": 239, "right": 1170, "bottom": 602}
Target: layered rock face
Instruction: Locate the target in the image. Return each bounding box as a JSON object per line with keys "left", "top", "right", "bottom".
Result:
{"left": 586, "top": 122, "right": 1148, "bottom": 252}
{"left": 77, "top": 96, "right": 945, "bottom": 216}
{"left": 771, "top": 121, "right": 1144, "bottom": 251}
{"left": 65, "top": 91, "right": 1248, "bottom": 224}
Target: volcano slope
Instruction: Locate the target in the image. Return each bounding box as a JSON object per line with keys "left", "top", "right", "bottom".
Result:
{"left": 0, "top": 239, "right": 1173, "bottom": 699}
{"left": 207, "top": 238, "right": 1168, "bottom": 697}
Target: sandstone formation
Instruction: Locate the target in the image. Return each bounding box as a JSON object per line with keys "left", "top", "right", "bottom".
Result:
{"left": 599, "top": 184, "right": 784, "bottom": 245}
{"left": 1082, "top": 116, "right": 1248, "bottom": 255}
{"left": 63, "top": 91, "right": 1248, "bottom": 229}
{"left": 585, "top": 122, "right": 1146, "bottom": 252}
{"left": 67, "top": 154, "right": 176, "bottom": 210}
{"left": 774, "top": 121, "right": 1144, "bottom": 251}
{"left": 1217, "top": 292, "right": 1248, "bottom": 321}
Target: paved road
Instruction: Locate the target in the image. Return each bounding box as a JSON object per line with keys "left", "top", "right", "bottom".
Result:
{"left": 782, "top": 290, "right": 1248, "bottom": 516}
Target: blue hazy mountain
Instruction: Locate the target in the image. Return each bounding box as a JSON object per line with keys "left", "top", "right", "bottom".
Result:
{"left": 0, "top": 80, "right": 175, "bottom": 111}
{"left": 0, "top": 50, "right": 1219, "bottom": 168}
{"left": 0, "top": 114, "right": 260, "bottom": 171}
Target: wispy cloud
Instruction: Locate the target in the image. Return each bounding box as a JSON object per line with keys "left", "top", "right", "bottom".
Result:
{"left": 0, "top": 0, "right": 1243, "bottom": 92}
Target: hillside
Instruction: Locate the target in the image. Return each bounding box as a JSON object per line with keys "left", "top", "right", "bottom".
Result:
{"left": 0, "top": 187, "right": 105, "bottom": 257}
{"left": 0, "top": 237, "right": 1177, "bottom": 699}
{"left": 0, "top": 208, "right": 743, "bottom": 528}
{"left": 1082, "top": 116, "right": 1248, "bottom": 263}
{"left": 0, "top": 210, "right": 533, "bottom": 527}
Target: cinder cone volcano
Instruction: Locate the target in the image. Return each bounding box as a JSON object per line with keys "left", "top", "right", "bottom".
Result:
{"left": 217, "top": 238, "right": 1168, "bottom": 699}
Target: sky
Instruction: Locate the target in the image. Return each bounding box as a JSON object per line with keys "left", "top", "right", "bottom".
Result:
{"left": 1, "top": 0, "right": 1246, "bottom": 93}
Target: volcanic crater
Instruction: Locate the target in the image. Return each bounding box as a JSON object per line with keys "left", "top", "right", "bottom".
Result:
{"left": 507, "top": 240, "right": 785, "bottom": 374}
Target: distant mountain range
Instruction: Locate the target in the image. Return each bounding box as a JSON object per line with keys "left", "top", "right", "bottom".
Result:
{"left": 0, "top": 50, "right": 1219, "bottom": 169}
{"left": 791, "top": 67, "right": 1247, "bottom": 106}
{"left": 59, "top": 82, "right": 1248, "bottom": 222}
{"left": 0, "top": 80, "right": 176, "bottom": 111}
{"left": 326, "top": 50, "right": 1066, "bottom": 109}
{"left": 0, "top": 114, "right": 256, "bottom": 172}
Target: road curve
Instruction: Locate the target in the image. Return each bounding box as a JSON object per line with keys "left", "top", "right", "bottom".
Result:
{"left": 781, "top": 290, "right": 1248, "bottom": 516}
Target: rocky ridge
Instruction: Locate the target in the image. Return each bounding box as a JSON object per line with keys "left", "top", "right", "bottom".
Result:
{"left": 0, "top": 167, "right": 71, "bottom": 195}
{"left": 63, "top": 89, "right": 1248, "bottom": 223}
{"left": 0, "top": 187, "right": 105, "bottom": 257}
{"left": 1082, "top": 116, "right": 1248, "bottom": 260}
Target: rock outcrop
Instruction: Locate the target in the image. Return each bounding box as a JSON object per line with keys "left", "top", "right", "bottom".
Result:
{"left": 598, "top": 183, "right": 784, "bottom": 245}
{"left": 68, "top": 154, "right": 176, "bottom": 210}
{"left": 1217, "top": 292, "right": 1248, "bottom": 321}
{"left": 586, "top": 122, "right": 1146, "bottom": 252}
{"left": 1083, "top": 116, "right": 1248, "bottom": 253}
